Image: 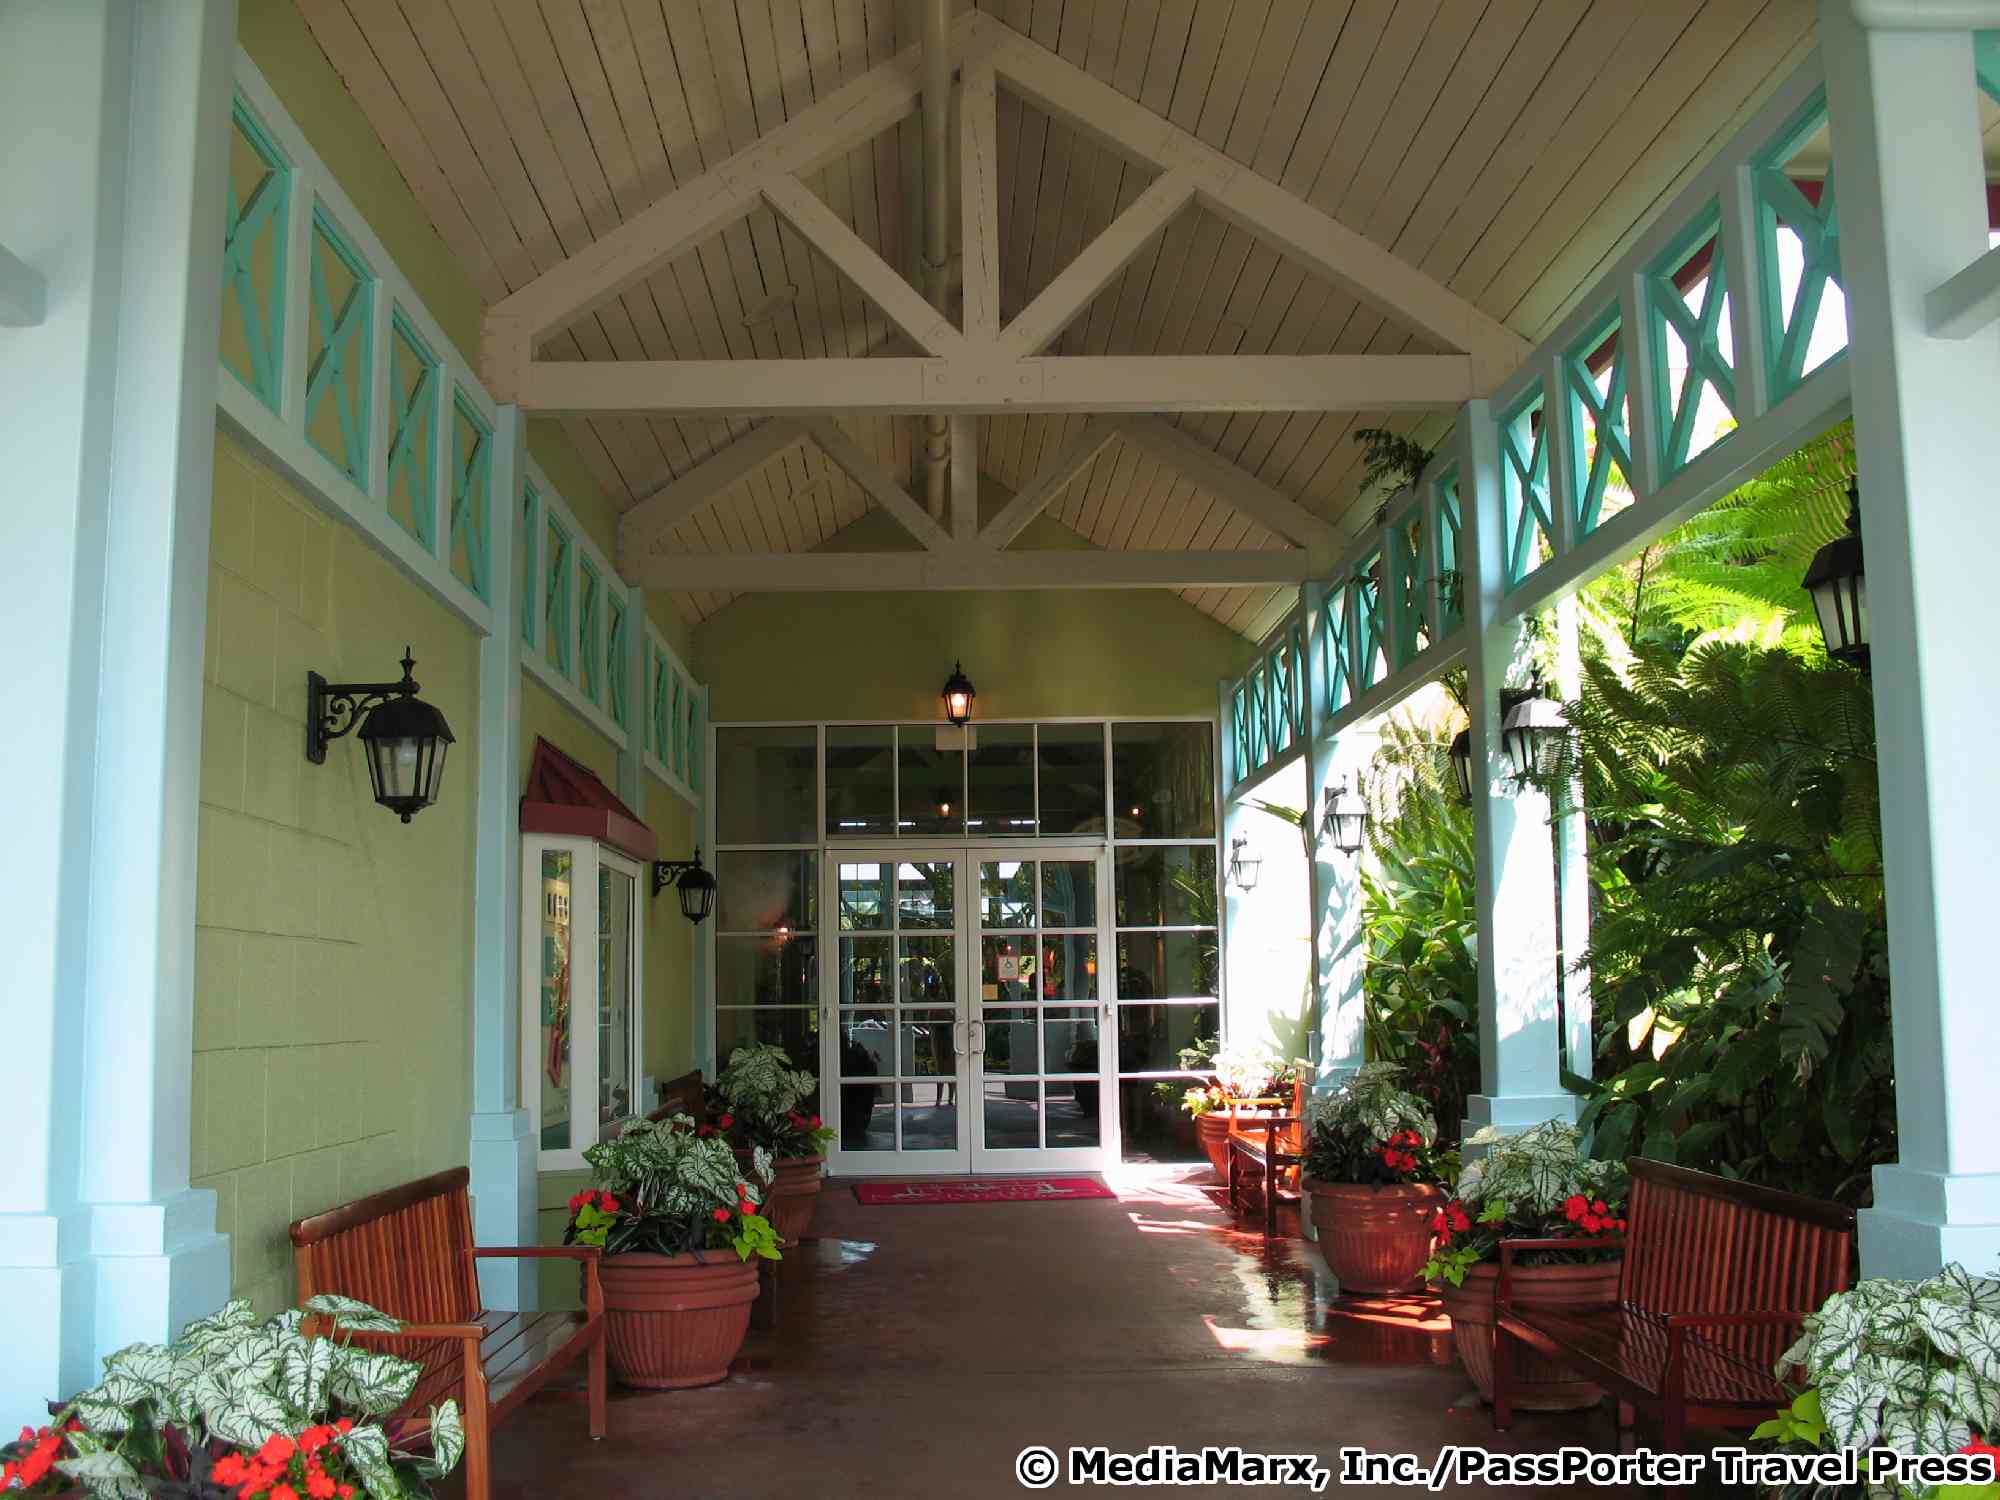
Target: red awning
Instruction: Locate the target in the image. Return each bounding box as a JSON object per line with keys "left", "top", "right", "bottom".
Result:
{"left": 519, "top": 737, "right": 656, "bottom": 861}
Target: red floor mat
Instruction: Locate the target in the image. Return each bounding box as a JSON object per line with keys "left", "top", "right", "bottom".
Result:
{"left": 852, "top": 1177, "right": 1117, "bottom": 1205}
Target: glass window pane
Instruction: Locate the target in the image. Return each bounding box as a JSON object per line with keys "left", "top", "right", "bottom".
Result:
{"left": 835, "top": 861, "right": 890, "bottom": 932}
{"left": 967, "top": 724, "right": 1035, "bottom": 837}
{"left": 715, "top": 1006, "right": 819, "bottom": 1079}
{"left": 1116, "top": 1002, "right": 1220, "bottom": 1072}
{"left": 899, "top": 1083, "right": 958, "bottom": 1150}
{"left": 715, "top": 725, "right": 816, "bottom": 844}
{"left": 1046, "top": 1082, "right": 1101, "bottom": 1148}
{"left": 899, "top": 725, "right": 963, "bottom": 835}
{"left": 1115, "top": 846, "right": 1218, "bottom": 927}
{"left": 716, "top": 850, "right": 815, "bottom": 932}
{"left": 1117, "top": 1079, "right": 1198, "bottom": 1163}
{"left": 826, "top": 725, "right": 894, "bottom": 838}
{"left": 537, "top": 849, "right": 573, "bottom": 1152}
{"left": 1038, "top": 722, "right": 1106, "bottom": 835}
{"left": 1041, "top": 860, "right": 1096, "bottom": 928}
{"left": 716, "top": 934, "right": 818, "bottom": 1006}
{"left": 1117, "top": 931, "right": 1218, "bottom": 999}
{"left": 899, "top": 936, "right": 955, "bottom": 1007}
{"left": 981, "top": 936, "right": 1035, "bottom": 1004}
{"left": 980, "top": 860, "right": 1034, "bottom": 929}
{"left": 1043, "top": 1008, "right": 1097, "bottom": 1075}
{"left": 838, "top": 1011, "right": 892, "bottom": 1077}
{"left": 599, "top": 866, "right": 637, "bottom": 1129}
{"left": 897, "top": 860, "right": 957, "bottom": 930}
{"left": 841, "top": 1081, "right": 893, "bottom": 1151}
{"left": 982, "top": 1007, "right": 1038, "bottom": 1076}
{"left": 1043, "top": 935, "right": 1098, "bottom": 1001}
{"left": 1112, "top": 722, "right": 1215, "bottom": 838}
{"left": 900, "top": 1009, "right": 956, "bottom": 1076}
{"left": 835, "top": 937, "right": 891, "bottom": 1007}
{"left": 984, "top": 1082, "right": 1040, "bottom": 1149}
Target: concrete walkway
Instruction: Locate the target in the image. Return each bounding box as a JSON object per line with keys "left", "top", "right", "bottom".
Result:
{"left": 494, "top": 1170, "right": 1631, "bottom": 1498}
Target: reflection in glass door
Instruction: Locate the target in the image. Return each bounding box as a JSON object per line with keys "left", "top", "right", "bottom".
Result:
{"left": 826, "top": 854, "right": 970, "bottom": 1172}
{"left": 822, "top": 847, "right": 1112, "bottom": 1175}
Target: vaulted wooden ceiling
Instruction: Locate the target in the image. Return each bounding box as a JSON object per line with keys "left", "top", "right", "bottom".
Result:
{"left": 299, "top": 0, "right": 1816, "bottom": 639}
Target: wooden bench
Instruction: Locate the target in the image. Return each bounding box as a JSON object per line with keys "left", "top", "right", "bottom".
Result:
{"left": 1224, "top": 1080, "right": 1308, "bottom": 1233}
{"left": 1493, "top": 1158, "right": 1855, "bottom": 1449}
{"left": 647, "top": 1066, "right": 706, "bottom": 1122}
{"left": 291, "top": 1167, "right": 607, "bottom": 1500}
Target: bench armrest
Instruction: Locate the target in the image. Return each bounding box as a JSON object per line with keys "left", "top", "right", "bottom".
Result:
{"left": 386, "top": 1321, "right": 489, "bottom": 1341}
{"left": 1496, "top": 1236, "right": 1626, "bottom": 1303}
{"left": 1663, "top": 1311, "right": 1802, "bottom": 1329}
{"left": 468, "top": 1245, "right": 604, "bottom": 1317}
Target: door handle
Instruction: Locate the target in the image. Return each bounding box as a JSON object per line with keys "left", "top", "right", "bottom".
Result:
{"left": 968, "top": 1019, "right": 986, "bottom": 1053}
{"left": 951, "top": 1020, "right": 967, "bottom": 1055}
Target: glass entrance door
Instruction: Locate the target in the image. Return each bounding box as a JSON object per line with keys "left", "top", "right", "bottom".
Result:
{"left": 823, "top": 846, "right": 1111, "bottom": 1175}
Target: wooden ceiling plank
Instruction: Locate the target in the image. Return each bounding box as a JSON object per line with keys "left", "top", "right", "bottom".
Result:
{"left": 762, "top": 175, "right": 963, "bottom": 354}
{"left": 961, "top": 58, "right": 1004, "bottom": 340}
{"left": 1112, "top": 415, "right": 1338, "bottom": 549}
{"left": 617, "top": 418, "right": 809, "bottom": 562}
{"left": 803, "top": 417, "right": 956, "bottom": 550}
{"left": 1000, "top": 168, "right": 1196, "bottom": 355}
{"left": 630, "top": 546, "right": 1307, "bottom": 591}
{"left": 1247, "top": 0, "right": 1347, "bottom": 183}
{"left": 950, "top": 415, "right": 981, "bottom": 541}
{"left": 980, "top": 419, "right": 1114, "bottom": 546}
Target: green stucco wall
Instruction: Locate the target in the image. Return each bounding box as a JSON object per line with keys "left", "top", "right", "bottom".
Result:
{"left": 195, "top": 428, "right": 480, "bottom": 1317}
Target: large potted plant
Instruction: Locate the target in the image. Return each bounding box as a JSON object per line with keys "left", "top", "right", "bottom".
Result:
{"left": 1300, "top": 1062, "right": 1445, "bottom": 1294}
{"left": 1422, "top": 1121, "right": 1627, "bottom": 1409}
{"left": 1181, "top": 1046, "right": 1302, "bottom": 1178}
{"left": 712, "top": 1043, "right": 834, "bottom": 1247}
{"left": 0, "top": 1295, "right": 462, "bottom": 1499}
{"left": 570, "top": 1113, "right": 782, "bottom": 1389}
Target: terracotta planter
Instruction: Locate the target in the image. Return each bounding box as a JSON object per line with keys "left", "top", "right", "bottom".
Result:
{"left": 1439, "top": 1258, "right": 1621, "bottom": 1410}
{"left": 761, "top": 1155, "right": 823, "bottom": 1246}
{"left": 1304, "top": 1179, "right": 1443, "bottom": 1294}
{"left": 598, "top": 1252, "right": 760, "bottom": 1389}
{"left": 1195, "top": 1112, "right": 1232, "bottom": 1177}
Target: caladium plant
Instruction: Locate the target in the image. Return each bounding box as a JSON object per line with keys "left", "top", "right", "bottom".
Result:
{"left": 0, "top": 1294, "right": 461, "bottom": 1500}
{"left": 1759, "top": 1264, "right": 2000, "bottom": 1499}
{"left": 1301, "top": 1062, "right": 1442, "bottom": 1185}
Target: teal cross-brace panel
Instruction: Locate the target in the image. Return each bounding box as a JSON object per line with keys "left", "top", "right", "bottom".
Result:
{"left": 304, "top": 200, "right": 374, "bottom": 488}
{"left": 1386, "top": 506, "right": 1426, "bottom": 665}
{"left": 386, "top": 309, "right": 439, "bottom": 549}
{"left": 606, "top": 595, "right": 629, "bottom": 729}
{"left": 1429, "top": 467, "right": 1463, "bottom": 638}
{"left": 1497, "top": 388, "right": 1552, "bottom": 592}
{"left": 684, "top": 685, "right": 703, "bottom": 794}
{"left": 670, "top": 670, "right": 688, "bottom": 776}
{"left": 577, "top": 560, "right": 602, "bottom": 704}
{"left": 449, "top": 390, "right": 492, "bottom": 601}
{"left": 519, "top": 485, "right": 539, "bottom": 649}
{"left": 221, "top": 94, "right": 289, "bottom": 413}
{"left": 1318, "top": 578, "right": 1352, "bottom": 720}
{"left": 1561, "top": 306, "right": 1634, "bottom": 543}
{"left": 1351, "top": 552, "right": 1384, "bottom": 695}
{"left": 1645, "top": 205, "right": 1739, "bottom": 483}
{"left": 649, "top": 647, "right": 671, "bottom": 766}
{"left": 1752, "top": 91, "right": 1846, "bottom": 404}
{"left": 544, "top": 516, "right": 572, "bottom": 676}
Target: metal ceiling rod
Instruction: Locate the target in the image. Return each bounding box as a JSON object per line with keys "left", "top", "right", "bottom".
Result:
{"left": 921, "top": 0, "right": 952, "bottom": 518}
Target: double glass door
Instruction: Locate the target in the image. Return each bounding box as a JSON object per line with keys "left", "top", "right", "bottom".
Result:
{"left": 823, "top": 847, "right": 1110, "bottom": 1174}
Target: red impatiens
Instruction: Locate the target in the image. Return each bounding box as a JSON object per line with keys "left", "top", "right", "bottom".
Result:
{"left": 1376, "top": 1128, "right": 1425, "bottom": 1176}
{"left": 2, "top": 1424, "right": 64, "bottom": 1491}
{"left": 566, "top": 1188, "right": 621, "bottom": 1217}
{"left": 1428, "top": 1199, "right": 1474, "bottom": 1237}
{"left": 711, "top": 1207, "right": 731, "bottom": 1222}
{"left": 1562, "top": 1194, "right": 1626, "bottom": 1236}
{"left": 203, "top": 1419, "right": 372, "bottom": 1500}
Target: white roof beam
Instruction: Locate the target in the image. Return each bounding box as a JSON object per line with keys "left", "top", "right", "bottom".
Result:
{"left": 1109, "top": 415, "right": 1339, "bottom": 550}
{"left": 616, "top": 419, "right": 808, "bottom": 568}
{"left": 629, "top": 547, "right": 1306, "bottom": 592}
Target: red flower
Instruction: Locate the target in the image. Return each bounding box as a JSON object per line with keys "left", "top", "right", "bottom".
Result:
{"left": 1562, "top": 1194, "right": 1587, "bottom": 1222}
{"left": 334, "top": 1420, "right": 352, "bottom": 1436}
{"left": 271, "top": 1485, "right": 301, "bottom": 1500}
{"left": 718, "top": 1113, "right": 735, "bottom": 1129}
{"left": 599, "top": 1195, "right": 620, "bottom": 1214}
{"left": 1447, "top": 1203, "right": 1471, "bottom": 1233}
{"left": 567, "top": 1190, "right": 588, "bottom": 1213}
{"left": 1591, "top": 1199, "right": 1608, "bottom": 1216}
{"left": 712, "top": 1208, "right": 731, "bottom": 1222}
{"left": 337, "top": 1488, "right": 355, "bottom": 1500}
{"left": 1430, "top": 1209, "right": 1448, "bottom": 1233}
{"left": 213, "top": 1453, "right": 250, "bottom": 1486}
{"left": 297, "top": 1426, "right": 334, "bottom": 1456}
{"left": 808, "top": 1114, "right": 822, "bottom": 1128}
{"left": 1580, "top": 1215, "right": 1603, "bottom": 1233}
{"left": 1959, "top": 1434, "right": 2000, "bottom": 1463}
{"left": 257, "top": 1435, "right": 297, "bottom": 1467}
{"left": 697, "top": 1125, "right": 714, "bottom": 1137}
{"left": 305, "top": 1467, "right": 337, "bottom": 1500}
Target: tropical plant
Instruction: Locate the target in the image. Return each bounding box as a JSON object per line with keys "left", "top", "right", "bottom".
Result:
{"left": 1421, "top": 1121, "right": 1628, "bottom": 1286}
{"left": 571, "top": 1113, "right": 782, "bottom": 1262}
{"left": 1302, "top": 1062, "right": 1441, "bottom": 1184}
{"left": 1179, "top": 1045, "right": 1302, "bottom": 1117}
{"left": 1353, "top": 427, "right": 1438, "bottom": 504}
{"left": 713, "top": 1043, "right": 834, "bottom": 1159}
{"left": 0, "top": 1296, "right": 461, "bottom": 1500}
{"left": 1755, "top": 1264, "right": 2000, "bottom": 1499}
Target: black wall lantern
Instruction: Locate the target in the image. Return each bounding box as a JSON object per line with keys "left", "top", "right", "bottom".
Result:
{"left": 1449, "top": 685, "right": 1554, "bottom": 805}
{"left": 1321, "top": 778, "right": 1369, "bottom": 855}
{"left": 1228, "top": 835, "right": 1262, "bottom": 892}
{"left": 653, "top": 848, "right": 718, "bottom": 924}
{"left": 941, "top": 660, "right": 977, "bottom": 725}
{"left": 1802, "top": 480, "right": 1869, "bottom": 671}
{"left": 306, "top": 648, "right": 454, "bottom": 822}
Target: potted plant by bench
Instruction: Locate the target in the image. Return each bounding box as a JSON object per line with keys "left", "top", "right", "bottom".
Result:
{"left": 713, "top": 1043, "right": 834, "bottom": 1247}
{"left": 0, "top": 1295, "right": 463, "bottom": 1499}
{"left": 1300, "top": 1062, "right": 1445, "bottom": 1294}
{"left": 1423, "top": 1121, "right": 1627, "bottom": 1409}
{"left": 570, "top": 1113, "right": 782, "bottom": 1389}
{"left": 1182, "top": 1046, "right": 1300, "bottom": 1178}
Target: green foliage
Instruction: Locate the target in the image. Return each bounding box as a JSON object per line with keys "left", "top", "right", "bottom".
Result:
{"left": 582, "top": 1114, "right": 783, "bottom": 1261}
{"left": 1353, "top": 427, "right": 1438, "bottom": 503}
{"left": 1, "top": 1297, "right": 460, "bottom": 1500}
{"left": 715, "top": 1043, "right": 833, "bottom": 1158}
{"left": 1302, "top": 1063, "right": 1440, "bottom": 1183}
{"left": 1423, "top": 1122, "right": 1628, "bottom": 1286}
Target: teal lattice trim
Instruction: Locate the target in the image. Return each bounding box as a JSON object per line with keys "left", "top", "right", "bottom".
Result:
{"left": 520, "top": 485, "right": 539, "bottom": 649}
{"left": 1497, "top": 388, "right": 1552, "bottom": 591}
{"left": 304, "top": 201, "right": 374, "bottom": 487}
{"left": 577, "top": 560, "right": 602, "bottom": 704}
{"left": 544, "top": 517, "right": 572, "bottom": 676}
{"left": 221, "top": 94, "right": 289, "bottom": 413}
{"left": 1318, "top": 579, "right": 1352, "bottom": 718}
{"left": 386, "top": 309, "right": 438, "bottom": 549}
{"left": 1752, "top": 91, "right": 1845, "bottom": 403}
{"left": 1429, "top": 468, "right": 1463, "bottom": 637}
{"left": 1562, "top": 306, "right": 1634, "bottom": 540}
{"left": 606, "top": 595, "right": 629, "bottom": 729}
{"left": 449, "top": 391, "right": 492, "bottom": 600}
{"left": 1645, "top": 206, "right": 1739, "bottom": 482}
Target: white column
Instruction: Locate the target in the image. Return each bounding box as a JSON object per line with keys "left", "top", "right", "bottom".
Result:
{"left": 1460, "top": 401, "right": 1577, "bottom": 1135}
{"left": 468, "top": 405, "right": 536, "bottom": 1309}
{"left": 1552, "top": 596, "right": 1593, "bottom": 1086}
{"left": 1313, "top": 732, "right": 1377, "bottom": 1092}
{"left": 0, "top": 0, "right": 235, "bottom": 1422}
{"left": 1822, "top": 1, "right": 2000, "bottom": 1277}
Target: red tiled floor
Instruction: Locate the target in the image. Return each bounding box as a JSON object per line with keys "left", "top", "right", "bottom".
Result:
{"left": 492, "top": 1169, "right": 1633, "bottom": 1498}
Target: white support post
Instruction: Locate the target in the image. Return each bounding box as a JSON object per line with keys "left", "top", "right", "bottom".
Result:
{"left": 616, "top": 582, "right": 645, "bottom": 814}
{"left": 1460, "top": 402, "right": 1577, "bottom": 1139}
{"left": 1822, "top": 1, "right": 2000, "bottom": 1278}
{"left": 1314, "top": 732, "right": 1374, "bottom": 1095}
{"left": 1552, "top": 596, "right": 1593, "bottom": 1087}
{"left": 468, "top": 404, "right": 534, "bottom": 1310}
{"left": 0, "top": 0, "right": 237, "bottom": 1422}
